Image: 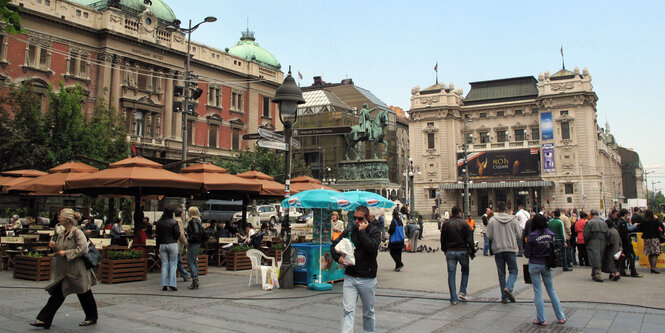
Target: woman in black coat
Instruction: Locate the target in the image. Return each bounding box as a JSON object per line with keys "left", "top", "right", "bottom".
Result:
{"left": 640, "top": 210, "right": 664, "bottom": 274}
{"left": 388, "top": 207, "right": 405, "bottom": 271}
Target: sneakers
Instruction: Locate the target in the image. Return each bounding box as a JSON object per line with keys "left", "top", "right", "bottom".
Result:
{"left": 630, "top": 273, "right": 643, "bottom": 278}
{"left": 458, "top": 293, "right": 467, "bottom": 301}
{"left": 504, "top": 288, "right": 515, "bottom": 303}
{"left": 395, "top": 264, "right": 404, "bottom": 272}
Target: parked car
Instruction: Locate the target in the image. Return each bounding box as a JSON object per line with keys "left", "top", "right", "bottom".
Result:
{"left": 294, "top": 209, "right": 313, "bottom": 226}
{"left": 200, "top": 199, "right": 243, "bottom": 223}
{"left": 232, "top": 204, "right": 279, "bottom": 227}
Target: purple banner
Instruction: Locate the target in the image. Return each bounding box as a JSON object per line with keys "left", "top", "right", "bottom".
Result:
{"left": 543, "top": 143, "right": 555, "bottom": 172}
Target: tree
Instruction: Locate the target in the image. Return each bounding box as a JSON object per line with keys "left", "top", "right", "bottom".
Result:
{"left": 0, "top": 83, "right": 50, "bottom": 170}
{"left": 215, "top": 146, "right": 311, "bottom": 182}
{"left": 82, "top": 90, "right": 129, "bottom": 165}
{"left": 42, "top": 83, "right": 87, "bottom": 166}
{"left": 0, "top": 0, "right": 22, "bottom": 33}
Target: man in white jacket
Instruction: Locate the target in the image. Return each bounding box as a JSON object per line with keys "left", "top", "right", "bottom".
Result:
{"left": 486, "top": 201, "right": 522, "bottom": 304}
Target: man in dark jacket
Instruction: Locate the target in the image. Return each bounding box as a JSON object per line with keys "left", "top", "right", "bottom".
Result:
{"left": 440, "top": 206, "right": 475, "bottom": 304}
{"left": 331, "top": 205, "right": 380, "bottom": 333}
{"left": 583, "top": 210, "right": 608, "bottom": 282}
{"left": 616, "top": 208, "right": 642, "bottom": 277}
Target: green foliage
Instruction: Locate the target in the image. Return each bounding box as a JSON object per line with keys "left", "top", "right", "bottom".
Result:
{"left": 229, "top": 244, "right": 252, "bottom": 252}
{"left": 82, "top": 91, "right": 129, "bottom": 166}
{"left": 120, "top": 199, "right": 133, "bottom": 226}
{"left": 0, "top": 0, "right": 22, "bottom": 34}
{"left": 22, "top": 251, "right": 44, "bottom": 258}
{"left": 43, "top": 84, "right": 87, "bottom": 166}
{"left": 270, "top": 242, "right": 284, "bottom": 250}
{"left": 216, "top": 146, "right": 284, "bottom": 178}
{"left": 107, "top": 250, "right": 142, "bottom": 260}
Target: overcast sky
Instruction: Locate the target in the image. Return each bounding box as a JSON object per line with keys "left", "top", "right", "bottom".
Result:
{"left": 167, "top": 0, "right": 665, "bottom": 188}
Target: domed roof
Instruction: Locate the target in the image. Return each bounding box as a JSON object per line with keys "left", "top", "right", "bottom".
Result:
{"left": 227, "top": 29, "right": 281, "bottom": 70}
{"left": 71, "top": 0, "right": 177, "bottom": 23}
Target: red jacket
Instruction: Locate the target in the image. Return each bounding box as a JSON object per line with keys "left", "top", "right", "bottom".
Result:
{"left": 575, "top": 219, "right": 587, "bottom": 244}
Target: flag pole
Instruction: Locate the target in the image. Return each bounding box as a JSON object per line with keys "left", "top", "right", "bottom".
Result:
{"left": 560, "top": 46, "right": 565, "bottom": 70}
{"left": 435, "top": 61, "right": 438, "bottom": 84}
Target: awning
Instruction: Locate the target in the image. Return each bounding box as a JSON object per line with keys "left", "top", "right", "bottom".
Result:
{"left": 439, "top": 180, "right": 554, "bottom": 190}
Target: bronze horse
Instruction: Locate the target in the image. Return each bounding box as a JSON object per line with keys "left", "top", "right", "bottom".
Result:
{"left": 344, "top": 109, "right": 389, "bottom": 160}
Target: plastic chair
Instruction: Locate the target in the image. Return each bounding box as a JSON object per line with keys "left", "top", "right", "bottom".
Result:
{"left": 246, "top": 249, "right": 274, "bottom": 287}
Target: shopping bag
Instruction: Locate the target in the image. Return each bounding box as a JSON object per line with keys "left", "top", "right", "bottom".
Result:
{"left": 334, "top": 238, "right": 355, "bottom": 266}
{"left": 523, "top": 264, "right": 531, "bottom": 284}
{"left": 269, "top": 266, "right": 279, "bottom": 289}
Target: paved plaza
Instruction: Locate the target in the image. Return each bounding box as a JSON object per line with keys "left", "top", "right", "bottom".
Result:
{"left": 1, "top": 225, "right": 663, "bottom": 332}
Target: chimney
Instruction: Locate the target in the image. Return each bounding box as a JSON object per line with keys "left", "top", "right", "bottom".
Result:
{"left": 313, "top": 76, "right": 324, "bottom": 86}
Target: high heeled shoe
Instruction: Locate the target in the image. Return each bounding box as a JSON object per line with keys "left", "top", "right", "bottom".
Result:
{"left": 79, "top": 320, "right": 97, "bottom": 327}
{"left": 29, "top": 320, "right": 51, "bottom": 329}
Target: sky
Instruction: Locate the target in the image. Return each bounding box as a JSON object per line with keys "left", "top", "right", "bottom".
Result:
{"left": 167, "top": 0, "right": 665, "bottom": 190}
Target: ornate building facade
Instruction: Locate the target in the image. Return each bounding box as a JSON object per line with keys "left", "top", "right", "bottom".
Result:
{"left": 409, "top": 67, "right": 638, "bottom": 217}
{"left": 1, "top": 0, "right": 283, "bottom": 163}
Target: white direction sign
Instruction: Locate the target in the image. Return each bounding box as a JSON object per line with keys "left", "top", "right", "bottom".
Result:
{"left": 257, "top": 139, "right": 288, "bottom": 151}
{"left": 258, "top": 128, "right": 284, "bottom": 141}
{"left": 290, "top": 138, "right": 301, "bottom": 150}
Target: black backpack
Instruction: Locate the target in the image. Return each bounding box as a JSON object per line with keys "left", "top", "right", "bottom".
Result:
{"left": 187, "top": 218, "right": 207, "bottom": 244}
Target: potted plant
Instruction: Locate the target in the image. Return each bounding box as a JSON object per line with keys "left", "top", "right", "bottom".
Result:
{"left": 179, "top": 247, "right": 209, "bottom": 276}
{"left": 99, "top": 249, "right": 147, "bottom": 284}
{"left": 14, "top": 252, "right": 51, "bottom": 281}
{"left": 266, "top": 243, "right": 284, "bottom": 262}
{"left": 226, "top": 245, "right": 252, "bottom": 271}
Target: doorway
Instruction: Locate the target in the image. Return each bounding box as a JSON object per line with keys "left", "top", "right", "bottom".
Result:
{"left": 478, "top": 192, "right": 489, "bottom": 216}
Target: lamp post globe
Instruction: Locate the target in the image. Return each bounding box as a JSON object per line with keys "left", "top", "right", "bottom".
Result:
{"left": 272, "top": 68, "right": 304, "bottom": 289}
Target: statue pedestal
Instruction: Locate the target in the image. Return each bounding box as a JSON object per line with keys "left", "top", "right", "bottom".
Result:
{"left": 336, "top": 159, "right": 389, "bottom": 184}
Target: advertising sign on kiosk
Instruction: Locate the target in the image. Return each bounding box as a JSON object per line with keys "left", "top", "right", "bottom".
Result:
{"left": 632, "top": 232, "right": 665, "bottom": 268}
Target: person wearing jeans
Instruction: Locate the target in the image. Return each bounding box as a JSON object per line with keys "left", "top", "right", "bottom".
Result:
{"left": 441, "top": 206, "right": 475, "bottom": 304}
{"left": 525, "top": 214, "right": 566, "bottom": 325}
{"left": 159, "top": 243, "right": 178, "bottom": 288}
{"left": 155, "top": 206, "right": 181, "bottom": 291}
{"left": 331, "top": 206, "right": 381, "bottom": 333}
{"left": 186, "top": 206, "right": 205, "bottom": 289}
{"left": 486, "top": 201, "right": 522, "bottom": 303}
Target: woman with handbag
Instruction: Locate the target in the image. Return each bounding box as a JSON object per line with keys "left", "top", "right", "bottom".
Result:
{"left": 30, "top": 208, "right": 98, "bottom": 329}
{"left": 388, "top": 207, "right": 405, "bottom": 271}
{"left": 524, "top": 214, "right": 566, "bottom": 326}
{"left": 640, "top": 209, "right": 664, "bottom": 274}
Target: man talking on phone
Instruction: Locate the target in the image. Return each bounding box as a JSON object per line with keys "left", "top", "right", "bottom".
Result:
{"left": 331, "top": 205, "right": 381, "bottom": 333}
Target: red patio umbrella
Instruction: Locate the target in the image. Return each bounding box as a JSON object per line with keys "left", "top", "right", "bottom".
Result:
{"left": 290, "top": 176, "right": 338, "bottom": 194}
{"left": 236, "top": 170, "right": 284, "bottom": 197}
{"left": 0, "top": 169, "right": 47, "bottom": 193}
{"left": 179, "top": 163, "right": 262, "bottom": 195}
{"left": 9, "top": 161, "right": 99, "bottom": 195}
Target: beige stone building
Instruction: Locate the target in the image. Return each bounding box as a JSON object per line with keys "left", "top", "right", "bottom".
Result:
{"left": 2, "top": 0, "right": 283, "bottom": 164}
{"left": 408, "top": 67, "right": 635, "bottom": 217}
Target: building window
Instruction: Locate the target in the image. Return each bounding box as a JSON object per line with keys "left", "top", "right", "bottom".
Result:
{"left": 427, "top": 133, "right": 435, "bottom": 149}
{"left": 565, "top": 183, "right": 574, "bottom": 194}
{"left": 232, "top": 91, "right": 243, "bottom": 111}
{"left": 561, "top": 122, "right": 570, "bottom": 140}
{"left": 427, "top": 122, "right": 434, "bottom": 127}
{"left": 262, "top": 96, "right": 270, "bottom": 118}
{"left": 567, "top": 197, "right": 573, "bottom": 203}
{"left": 187, "top": 120, "right": 194, "bottom": 145}
{"left": 497, "top": 111, "right": 505, "bottom": 117}
{"left": 497, "top": 130, "right": 507, "bottom": 142}
{"left": 466, "top": 134, "right": 473, "bottom": 144}
{"left": 429, "top": 189, "right": 436, "bottom": 199}
{"left": 208, "top": 87, "right": 220, "bottom": 107}
{"left": 133, "top": 112, "right": 144, "bottom": 136}
{"left": 560, "top": 110, "right": 569, "bottom": 116}
{"left": 515, "top": 129, "right": 525, "bottom": 141}
{"left": 531, "top": 127, "right": 539, "bottom": 140}
{"left": 464, "top": 114, "right": 470, "bottom": 119}
{"left": 480, "top": 132, "right": 490, "bottom": 143}
{"left": 232, "top": 128, "right": 241, "bottom": 150}
{"left": 514, "top": 109, "right": 523, "bottom": 115}
{"left": 27, "top": 44, "right": 50, "bottom": 69}
{"left": 479, "top": 112, "right": 487, "bottom": 118}
{"left": 208, "top": 124, "right": 218, "bottom": 148}
{"left": 67, "top": 51, "right": 88, "bottom": 78}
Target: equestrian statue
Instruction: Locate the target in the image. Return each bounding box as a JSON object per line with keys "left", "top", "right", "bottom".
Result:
{"left": 344, "top": 103, "right": 389, "bottom": 160}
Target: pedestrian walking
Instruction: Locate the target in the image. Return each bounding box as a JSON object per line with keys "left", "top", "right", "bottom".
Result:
{"left": 525, "top": 214, "right": 566, "bottom": 326}
{"left": 440, "top": 206, "right": 475, "bottom": 304}
{"left": 388, "top": 207, "right": 405, "bottom": 271}
{"left": 575, "top": 212, "right": 589, "bottom": 266}
{"left": 30, "top": 208, "right": 98, "bottom": 329}
{"left": 583, "top": 210, "right": 608, "bottom": 282}
{"left": 486, "top": 201, "right": 522, "bottom": 303}
{"left": 417, "top": 215, "right": 424, "bottom": 240}
{"left": 560, "top": 209, "right": 573, "bottom": 267}
{"left": 516, "top": 205, "right": 529, "bottom": 256}
{"left": 186, "top": 206, "right": 205, "bottom": 289}
{"left": 548, "top": 210, "right": 572, "bottom": 271}
{"left": 174, "top": 207, "right": 191, "bottom": 283}
{"left": 405, "top": 220, "right": 420, "bottom": 252}
{"left": 156, "top": 206, "right": 180, "bottom": 291}
{"left": 640, "top": 209, "right": 664, "bottom": 274}
{"left": 331, "top": 205, "right": 381, "bottom": 333}
{"left": 603, "top": 217, "right": 621, "bottom": 281}
{"left": 616, "top": 208, "right": 642, "bottom": 277}
{"left": 570, "top": 213, "right": 578, "bottom": 266}
{"left": 482, "top": 208, "right": 493, "bottom": 256}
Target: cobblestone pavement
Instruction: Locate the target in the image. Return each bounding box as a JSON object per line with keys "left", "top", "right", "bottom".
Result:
{"left": 1, "top": 223, "right": 663, "bottom": 332}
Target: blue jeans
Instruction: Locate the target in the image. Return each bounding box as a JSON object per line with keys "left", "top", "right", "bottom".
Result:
{"left": 446, "top": 251, "right": 470, "bottom": 303}
{"left": 494, "top": 252, "right": 518, "bottom": 300}
{"left": 177, "top": 253, "right": 190, "bottom": 279}
{"left": 528, "top": 264, "right": 565, "bottom": 323}
{"left": 483, "top": 234, "right": 490, "bottom": 256}
{"left": 159, "top": 243, "right": 178, "bottom": 287}
{"left": 341, "top": 276, "right": 377, "bottom": 333}
{"left": 187, "top": 243, "right": 201, "bottom": 277}
{"left": 556, "top": 239, "right": 569, "bottom": 270}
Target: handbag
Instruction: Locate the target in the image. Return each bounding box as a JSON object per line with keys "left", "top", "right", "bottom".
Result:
{"left": 74, "top": 229, "right": 100, "bottom": 269}
{"left": 523, "top": 264, "right": 531, "bottom": 284}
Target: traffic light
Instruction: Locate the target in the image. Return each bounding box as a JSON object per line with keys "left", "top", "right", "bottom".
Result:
{"left": 190, "top": 88, "right": 203, "bottom": 100}
{"left": 174, "top": 86, "right": 183, "bottom": 97}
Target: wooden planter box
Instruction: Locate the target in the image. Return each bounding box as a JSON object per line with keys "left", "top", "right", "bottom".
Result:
{"left": 226, "top": 251, "right": 252, "bottom": 271}
{"left": 13, "top": 256, "right": 51, "bottom": 281}
{"left": 99, "top": 258, "right": 147, "bottom": 284}
{"left": 265, "top": 249, "right": 282, "bottom": 263}
{"left": 178, "top": 254, "right": 209, "bottom": 276}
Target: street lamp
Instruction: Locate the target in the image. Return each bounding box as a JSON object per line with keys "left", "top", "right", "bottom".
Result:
{"left": 272, "top": 67, "right": 305, "bottom": 289}
{"left": 166, "top": 16, "right": 217, "bottom": 165}
{"left": 407, "top": 157, "right": 421, "bottom": 217}
{"left": 463, "top": 133, "right": 472, "bottom": 217}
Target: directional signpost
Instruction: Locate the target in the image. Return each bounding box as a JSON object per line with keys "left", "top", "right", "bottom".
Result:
{"left": 257, "top": 139, "right": 288, "bottom": 151}
{"left": 259, "top": 128, "right": 284, "bottom": 141}
{"left": 243, "top": 127, "right": 350, "bottom": 150}
{"left": 293, "top": 126, "right": 352, "bottom": 136}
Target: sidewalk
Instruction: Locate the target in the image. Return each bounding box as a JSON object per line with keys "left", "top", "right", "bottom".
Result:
{"left": 1, "top": 256, "right": 663, "bottom": 332}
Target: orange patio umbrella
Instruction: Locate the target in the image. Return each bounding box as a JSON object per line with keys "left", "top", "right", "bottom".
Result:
{"left": 290, "top": 176, "right": 338, "bottom": 194}
{"left": 64, "top": 156, "right": 201, "bottom": 197}
{"left": 0, "top": 169, "right": 47, "bottom": 193}
{"left": 9, "top": 161, "right": 99, "bottom": 195}
{"left": 236, "top": 170, "right": 284, "bottom": 197}
{"left": 179, "top": 163, "right": 262, "bottom": 196}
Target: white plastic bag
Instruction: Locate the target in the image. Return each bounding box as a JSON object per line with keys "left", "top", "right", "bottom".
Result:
{"left": 335, "top": 238, "right": 355, "bottom": 267}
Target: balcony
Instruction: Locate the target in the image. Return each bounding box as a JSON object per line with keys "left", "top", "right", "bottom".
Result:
{"left": 457, "top": 140, "right": 540, "bottom": 152}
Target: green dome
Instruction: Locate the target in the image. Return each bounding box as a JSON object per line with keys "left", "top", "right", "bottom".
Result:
{"left": 228, "top": 30, "right": 281, "bottom": 70}
{"left": 71, "top": 0, "right": 177, "bottom": 23}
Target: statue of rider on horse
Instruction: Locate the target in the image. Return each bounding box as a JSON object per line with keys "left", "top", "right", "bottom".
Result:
{"left": 345, "top": 103, "right": 389, "bottom": 160}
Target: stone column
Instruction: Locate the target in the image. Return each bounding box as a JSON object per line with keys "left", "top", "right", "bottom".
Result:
{"left": 163, "top": 71, "right": 174, "bottom": 138}
{"left": 110, "top": 56, "right": 122, "bottom": 113}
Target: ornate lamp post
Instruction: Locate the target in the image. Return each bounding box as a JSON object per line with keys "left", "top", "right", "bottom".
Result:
{"left": 463, "top": 133, "right": 472, "bottom": 217}
{"left": 166, "top": 16, "right": 217, "bottom": 165}
{"left": 272, "top": 68, "right": 305, "bottom": 289}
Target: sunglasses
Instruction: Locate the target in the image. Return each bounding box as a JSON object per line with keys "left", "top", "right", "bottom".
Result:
{"left": 354, "top": 216, "right": 365, "bottom": 221}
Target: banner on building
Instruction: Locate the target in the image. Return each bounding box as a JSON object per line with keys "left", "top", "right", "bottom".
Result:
{"left": 542, "top": 143, "right": 555, "bottom": 172}
{"left": 540, "top": 111, "right": 553, "bottom": 140}
{"left": 457, "top": 148, "right": 541, "bottom": 179}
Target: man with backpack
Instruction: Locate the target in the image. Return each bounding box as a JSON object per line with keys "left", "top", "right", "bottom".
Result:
{"left": 388, "top": 207, "right": 405, "bottom": 271}
{"left": 440, "top": 206, "right": 475, "bottom": 304}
